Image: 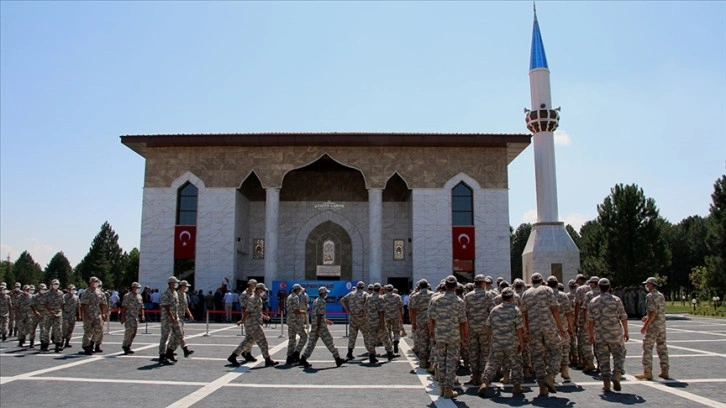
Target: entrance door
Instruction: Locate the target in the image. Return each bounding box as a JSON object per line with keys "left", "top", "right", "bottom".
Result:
{"left": 387, "top": 277, "right": 410, "bottom": 294}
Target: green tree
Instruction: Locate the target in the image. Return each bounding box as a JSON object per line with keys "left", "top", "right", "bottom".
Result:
{"left": 117, "top": 248, "right": 140, "bottom": 289}
{"left": 689, "top": 265, "right": 711, "bottom": 299}
{"left": 566, "top": 224, "right": 582, "bottom": 250}
{"left": 666, "top": 215, "right": 709, "bottom": 294}
{"left": 75, "top": 222, "right": 124, "bottom": 289}
{"left": 705, "top": 175, "right": 726, "bottom": 295}
{"left": 596, "top": 184, "right": 670, "bottom": 286}
{"left": 510, "top": 223, "right": 531, "bottom": 280}
{"left": 45, "top": 252, "right": 74, "bottom": 288}
{"left": 578, "top": 220, "right": 607, "bottom": 277}
{"left": 13, "top": 251, "right": 43, "bottom": 284}
{"left": 0, "top": 256, "right": 14, "bottom": 284}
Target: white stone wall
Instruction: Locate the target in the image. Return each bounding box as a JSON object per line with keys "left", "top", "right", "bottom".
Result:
{"left": 522, "top": 223, "right": 580, "bottom": 284}
{"left": 475, "top": 188, "right": 512, "bottom": 282}
{"left": 382, "top": 201, "right": 413, "bottom": 279}
{"left": 138, "top": 187, "right": 176, "bottom": 290}
{"left": 411, "top": 189, "right": 452, "bottom": 285}
{"left": 195, "top": 188, "right": 237, "bottom": 293}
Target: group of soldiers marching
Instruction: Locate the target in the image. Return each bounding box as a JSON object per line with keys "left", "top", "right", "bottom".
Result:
{"left": 0, "top": 280, "right": 81, "bottom": 353}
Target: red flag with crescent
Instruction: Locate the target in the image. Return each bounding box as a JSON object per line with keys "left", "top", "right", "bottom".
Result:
{"left": 175, "top": 226, "right": 196, "bottom": 260}
{"left": 452, "top": 226, "right": 475, "bottom": 260}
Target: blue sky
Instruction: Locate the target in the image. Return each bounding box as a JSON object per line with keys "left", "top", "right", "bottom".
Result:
{"left": 1, "top": 1, "right": 724, "bottom": 269}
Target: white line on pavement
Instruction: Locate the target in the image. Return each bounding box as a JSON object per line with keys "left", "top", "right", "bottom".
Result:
{"left": 624, "top": 375, "right": 726, "bottom": 408}
{"left": 398, "top": 339, "right": 457, "bottom": 408}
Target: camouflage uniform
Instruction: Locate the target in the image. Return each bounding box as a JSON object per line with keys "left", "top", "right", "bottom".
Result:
{"left": 582, "top": 286, "right": 601, "bottom": 366}
{"left": 340, "top": 287, "right": 368, "bottom": 356}
{"left": 159, "top": 287, "right": 182, "bottom": 355}
{"left": 168, "top": 290, "right": 190, "bottom": 351}
{"left": 121, "top": 291, "right": 144, "bottom": 349}
{"left": 364, "top": 289, "right": 391, "bottom": 355}
{"left": 553, "top": 287, "right": 574, "bottom": 367}
{"left": 41, "top": 289, "right": 65, "bottom": 348}
{"left": 429, "top": 290, "right": 467, "bottom": 393}
{"left": 16, "top": 290, "right": 33, "bottom": 344}
{"left": 286, "top": 290, "right": 308, "bottom": 357}
{"left": 0, "top": 289, "right": 11, "bottom": 340}
{"left": 482, "top": 302, "right": 524, "bottom": 387}
{"left": 382, "top": 288, "right": 403, "bottom": 350}
{"left": 411, "top": 287, "right": 433, "bottom": 367}
{"left": 520, "top": 282, "right": 562, "bottom": 382}
{"left": 81, "top": 287, "right": 106, "bottom": 349}
{"left": 588, "top": 291, "right": 627, "bottom": 380}
{"left": 234, "top": 293, "right": 272, "bottom": 358}
{"left": 642, "top": 287, "right": 668, "bottom": 374}
{"left": 464, "top": 284, "right": 495, "bottom": 383}
{"left": 408, "top": 289, "right": 421, "bottom": 353}
{"left": 575, "top": 284, "right": 591, "bottom": 364}
{"left": 301, "top": 294, "right": 342, "bottom": 360}
{"left": 10, "top": 286, "right": 22, "bottom": 336}
{"left": 62, "top": 291, "right": 79, "bottom": 345}
{"left": 567, "top": 285, "right": 578, "bottom": 363}
{"left": 29, "top": 291, "right": 44, "bottom": 344}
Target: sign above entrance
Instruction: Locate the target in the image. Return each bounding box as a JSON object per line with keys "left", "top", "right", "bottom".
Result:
{"left": 314, "top": 201, "right": 344, "bottom": 211}
{"left": 317, "top": 265, "right": 341, "bottom": 277}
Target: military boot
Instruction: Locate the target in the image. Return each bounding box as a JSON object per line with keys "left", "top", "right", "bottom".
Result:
{"left": 523, "top": 367, "right": 533, "bottom": 380}
{"left": 512, "top": 384, "right": 524, "bottom": 395}
{"left": 159, "top": 354, "right": 174, "bottom": 365}
{"left": 166, "top": 349, "right": 177, "bottom": 362}
{"left": 40, "top": 342, "right": 49, "bottom": 352}
{"left": 602, "top": 378, "right": 611, "bottom": 392}
{"left": 122, "top": 346, "right": 131, "bottom": 355}
{"left": 18, "top": 336, "right": 25, "bottom": 347}
{"left": 386, "top": 350, "right": 399, "bottom": 361}
{"left": 94, "top": 344, "right": 103, "bottom": 353}
{"left": 582, "top": 359, "right": 597, "bottom": 374}
{"left": 54, "top": 343, "right": 63, "bottom": 353}
{"left": 28, "top": 339, "right": 35, "bottom": 348}
{"left": 292, "top": 350, "right": 300, "bottom": 363}
{"left": 635, "top": 370, "right": 653, "bottom": 380}
{"left": 393, "top": 341, "right": 399, "bottom": 354}
{"left": 1, "top": 334, "right": 6, "bottom": 341}
{"left": 346, "top": 348, "right": 354, "bottom": 361}
{"left": 335, "top": 356, "right": 346, "bottom": 367}
{"left": 369, "top": 352, "right": 378, "bottom": 364}
{"left": 502, "top": 371, "right": 511, "bottom": 384}
{"left": 64, "top": 338, "right": 71, "bottom": 348}
{"left": 298, "top": 356, "right": 311, "bottom": 368}
{"left": 545, "top": 374, "right": 558, "bottom": 393}
{"left": 244, "top": 352, "right": 257, "bottom": 362}
{"left": 538, "top": 381, "right": 549, "bottom": 397}
{"left": 82, "top": 344, "right": 93, "bottom": 355}
{"left": 477, "top": 383, "right": 489, "bottom": 398}
{"left": 227, "top": 353, "right": 241, "bottom": 367}
{"left": 285, "top": 354, "right": 295, "bottom": 365}
{"left": 658, "top": 369, "right": 670, "bottom": 379}
{"left": 264, "top": 357, "right": 279, "bottom": 367}
{"left": 182, "top": 346, "right": 194, "bottom": 358}
{"left": 561, "top": 365, "right": 571, "bottom": 380}
{"left": 443, "top": 388, "right": 459, "bottom": 399}
{"left": 613, "top": 372, "right": 622, "bottom": 391}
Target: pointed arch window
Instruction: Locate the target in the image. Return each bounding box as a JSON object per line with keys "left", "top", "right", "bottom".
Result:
{"left": 452, "top": 182, "right": 473, "bottom": 225}
{"left": 177, "top": 182, "right": 198, "bottom": 225}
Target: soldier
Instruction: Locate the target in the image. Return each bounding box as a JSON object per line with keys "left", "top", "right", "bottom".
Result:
{"left": 28, "top": 284, "right": 44, "bottom": 348}
{"left": 80, "top": 277, "right": 108, "bottom": 355}
{"left": 382, "top": 284, "right": 403, "bottom": 356}
{"left": 0, "top": 283, "right": 11, "bottom": 341}
{"left": 410, "top": 280, "right": 433, "bottom": 368}
{"left": 577, "top": 276, "right": 599, "bottom": 373}
{"left": 363, "top": 282, "right": 393, "bottom": 363}
{"left": 478, "top": 288, "right": 525, "bottom": 397}
{"left": 227, "top": 283, "right": 278, "bottom": 367}
{"left": 588, "top": 278, "right": 629, "bottom": 392}
{"left": 340, "top": 281, "right": 368, "bottom": 361}
{"left": 16, "top": 285, "right": 33, "bottom": 347}
{"left": 41, "top": 279, "right": 65, "bottom": 353}
{"left": 547, "top": 276, "right": 575, "bottom": 380}
{"left": 167, "top": 280, "right": 195, "bottom": 359}
{"left": 635, "top": 277, "right": 669, "bottom": 380}
{"left": 520, "top": 273, "right": 567, "bottom": 397}
{"left": 298, "top": 287, "right": 346, "bottom": 368}
{"left": 573, "top": 274, "right": 592, "bottom": 370}
{"left": 159, "top": 276, "right": 184, "bottom": 365}
{"left": 285, "top": 284, "right": 308, "bottom": 364}
{"left": 567, "top": 279, "right": 579, "bottom": 366}
{"left": 10, "top": 282, "right": 22, "bottom": 337}
{"left": 464, "top": 274, "right": 496, "bottom": 386}
{"left": 62, "top": 284, "right": 79, "bottom": 349}
{"left": 120, "top": 282, "right": 145, "bottom": 354}
{"left": 429, "top": 275, "right": 468, "bottom": 399}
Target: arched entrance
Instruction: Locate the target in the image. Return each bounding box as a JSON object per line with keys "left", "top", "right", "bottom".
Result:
{"left": 305, "top": 221, "right": 352, "bottom": 281}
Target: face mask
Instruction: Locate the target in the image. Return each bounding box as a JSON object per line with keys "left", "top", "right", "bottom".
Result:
{"left": 173, "top": 283, "right": 179, "bottom": 289}
{"left": 29, "top": 289, "right": 35, "bottom": 294}
{"left": 52, "top": 284, "right": 59, "bottom": 290}
{"left": 40, "top": 289, "right": 47, "bottom": 294}
{"left": 71, "top": 290, "right": 77, "bottom": 295}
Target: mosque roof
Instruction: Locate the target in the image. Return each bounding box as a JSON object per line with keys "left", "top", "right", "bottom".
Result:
{"left": 530, "top": 7, "right": 549, "bottom": 70}
{"left": 121, "top": 132, "right": 531, "bottom": 164}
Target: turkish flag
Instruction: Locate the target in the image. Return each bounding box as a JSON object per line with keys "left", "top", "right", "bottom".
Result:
{"left": 452, "top": 226, "right": 475, "bottom": 260}
{"left": 175, "top": 226, "right": 196, "bottom": 260}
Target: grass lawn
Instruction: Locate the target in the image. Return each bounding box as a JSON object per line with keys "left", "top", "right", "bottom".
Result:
{"left": 667, "top": 302, "right": 725, "bottom": 317}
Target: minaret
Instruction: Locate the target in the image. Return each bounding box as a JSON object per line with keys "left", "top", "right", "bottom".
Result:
{"left": 521, "top": 5, "right": 580, "bottom": 283}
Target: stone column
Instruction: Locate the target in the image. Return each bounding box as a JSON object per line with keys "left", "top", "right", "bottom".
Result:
{"left": 368, "top": 188, "right": 383, "bottom": 285}
{"left": 264, "top": 187, "right": 280, "bottom": 283}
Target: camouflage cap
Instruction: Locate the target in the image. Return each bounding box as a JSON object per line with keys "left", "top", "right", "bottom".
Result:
{"left": 598, "top": 278, "right": 611, "bottom": 286}
{"left": 38, "top": 283, "right": 47, "bottom": 290}
{"left": 167, "top": 276, "right": 180, "bottom": 284}
{"left": 23, "top": 284, "right": 30, "bottom": 290}
{"left": 356, "top": 281, "right": 365, "bottom": 289}
{"left": 474, "top": 274, "right": 486, "bottom": 282}
{"left": 576, "top": 274, "right": 586, "bottom": 281}
{"left": 292, "top": 283, "right": 302, "bottom": 291}
{"left": 68, "top": 284, "right": 76, "bottom": 290}
{"left": 418, "top": 279, "right": 429, "bottom": 288}
{"left": 255, "top": 283, "right": 267, "bottom": 291}
{"left": 496, "top": 277, "right": 504, "bottom": 283}
{"left": 642, "top": 277, "right": 658, "bottom": 286}
{"left": 546, "top": 276, "right": 558, "bottom": 284}
{"left": 385, "top": 284, "right": 394, "bottom": 291}
{"left": 29, "top": 285, "right": 35, "bottom": 290}
{"left": 501, "top": 287, "right": 514, "bottom": 298}
{"left": 15, "top": 282, "right": 21, "bottom": 287}
{"left": 484, "top": 275, "right": 493, "bottom": 283}
{"left": 445, "top": 275, "right": 457, "bottom": 285}
{"left": 568, "top": 279, "right": 577, "bottom": 287}
{"left": 179, "top": 280, "right": 190, "bottom": 287}
{"left": 51, "top": 279, "right": 60, "bottom": 285}
{"left": 588, "top": 276, "right": 600, "bottom": 284}
{"left": 247, "top": 279, "right": 258, "bottom": 286}
{"left": 131, "top": 282, "right": 141, "bottom": 288}
{"left": 531, "top": 273, "right": 543, "bottom": 282}
{"left": 514, "top": 278, "right": 525, "bottom": 287}
{"left": 373, "top": 283, "right": 381, "bottom": 290}
{"left": 89, "top": 276, "right": 99, "bottom": 283}
{"left": 367, "top": 284, "right": 374, "bottom": 290}
{"left": 318, "top": 286, "right": 328, "bottom": 294}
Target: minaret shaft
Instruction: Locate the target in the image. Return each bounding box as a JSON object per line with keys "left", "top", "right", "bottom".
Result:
{"left": 529, "top": 68, "right": 558, "bottom": 223}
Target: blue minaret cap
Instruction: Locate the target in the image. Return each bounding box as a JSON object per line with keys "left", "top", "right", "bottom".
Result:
{"left": 530, "top": 4, "right": 549, "bottom": 70}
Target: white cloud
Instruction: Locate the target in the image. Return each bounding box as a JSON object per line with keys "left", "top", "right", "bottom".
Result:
{"left": 554, "top": 129, "right": 571, "bottom": 146}
{"left": 562, "top": 213, "right": 588, "bottom": 232}
{"left": 0, "top": 243, "right": 16, "bottom": 262}
{"left": 521, "top": 208, "right": 537, "bottom": 225}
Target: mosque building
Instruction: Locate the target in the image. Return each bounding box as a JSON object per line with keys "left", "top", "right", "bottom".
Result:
{"left": 121, "top": 8, "right": 578, "bottom": 292}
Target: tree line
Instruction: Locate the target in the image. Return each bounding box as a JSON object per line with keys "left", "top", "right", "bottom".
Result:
{"left": 2, "top": 174, "right": 724, "bottom": 299}
{"left": 511, "top": 174, "right": 726, "bottom": 300}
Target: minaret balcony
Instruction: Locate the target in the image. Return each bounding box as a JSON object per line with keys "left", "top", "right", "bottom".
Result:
{"left": 525, "top": 109, "right": 560, "bottom": 133}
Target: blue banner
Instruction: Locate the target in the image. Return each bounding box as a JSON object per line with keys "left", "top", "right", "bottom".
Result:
{"left": 269, "top": 280, "right": 355, "bottom": 317}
